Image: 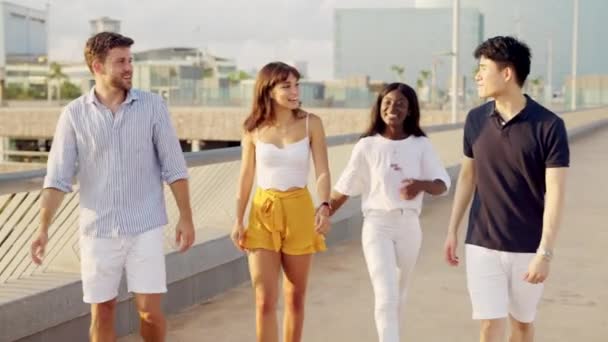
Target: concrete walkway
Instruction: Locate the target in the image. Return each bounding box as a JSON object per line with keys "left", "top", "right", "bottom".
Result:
{"left": 121, "top": 127, "right": 608, "bottom": 342}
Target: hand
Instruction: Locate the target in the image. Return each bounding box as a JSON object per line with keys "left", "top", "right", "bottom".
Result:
{"left": 524, "top": 255, "right": 550, "bottom": 284}
{"left": 230, "top": 222, "right": 246, "bottom": 251}
{"left": 315, "top": 206, "right": 331, "bottom": 235}
{"left": 400, "top": 179, "right": 425, "bottom": 200}
{"left": 175, "top": 216, "right": 195, "bottom": 252}
{"left": 443, "top": 232, "right": 460, "bottom": 266}
{"left": 328, "top": 199, "right": 338, "bottom": 216}
{"left": 31, "top": 230, "right": 49, "bottom": 265}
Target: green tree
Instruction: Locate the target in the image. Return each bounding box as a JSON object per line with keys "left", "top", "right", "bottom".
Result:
{"left": 228, "top": 70, "right": 251, "bottom": 85}
{"left": 6, "top": 84, "right": 25, "bottom": 99}
{"left": 417, "top": 69, "right": 431, "bottom": 89}
{"left": 6, "top": 84, "right": 46, "bottom": 100}
{"left": 530, "top": 76, "right": 542, "bottom": 87}
{"left": 60, "top": 82, "right": 82, "bottom": 100}
{"left": 48, "top": 62, "right": 67, "bottom": 100}
{"left": 390, "top": 65, "right": 405, "bottom": 82}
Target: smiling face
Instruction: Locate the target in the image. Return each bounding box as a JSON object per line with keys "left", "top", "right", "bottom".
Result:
{"left": 380, "top": 89, "right": 409, "bottom": 130}
{"left": 475, "top": 55, "right": 515, "bottom": 98}
{"left": 92, "top": 47, "right": 133, "bottom": 91}
{"left": 270, "top": 72, "right": 300, "bottom": 110}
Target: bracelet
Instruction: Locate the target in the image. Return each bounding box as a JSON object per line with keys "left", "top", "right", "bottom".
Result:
{"left": 316, "top": 201, "right": 331, "bottom": 214}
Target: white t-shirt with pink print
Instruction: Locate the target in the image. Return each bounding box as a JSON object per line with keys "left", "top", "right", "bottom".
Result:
{"left": 335, "top": 134, "right": 451, "bottom": 214}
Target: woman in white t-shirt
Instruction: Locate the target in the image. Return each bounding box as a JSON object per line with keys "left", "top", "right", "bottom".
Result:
{"left": 330, "top": 82, "right": 451, "bottom": 342}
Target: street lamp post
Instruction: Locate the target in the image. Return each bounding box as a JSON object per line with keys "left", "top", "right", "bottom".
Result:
{"left": 46, "top": 1, "right": 52, "bottom": 103}
{"left": 546, "top": 37, "right": 553, "bottom": 106}
{"left": 571, "top": 0, "right": 579, "bottom": 110}
{"left": 451, "top": 0, "right": 460, "bottom": 123}
{"left": 430, "top": 51, "right": 451, "bottom": 107}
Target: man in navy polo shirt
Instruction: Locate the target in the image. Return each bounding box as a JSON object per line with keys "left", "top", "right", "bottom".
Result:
{"left": 444, "top": 36, "right": 569, "bottom": 342}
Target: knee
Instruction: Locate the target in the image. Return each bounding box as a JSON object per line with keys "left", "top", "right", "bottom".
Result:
{"left": 284, "top": 287, "right": 306, "bottom": 314}
{"left": 511, "top": 319, "right": 533, "bottom": 334}
{"left": 480, "top": 319, "right": 505, "bottom": 338}
{"left": 138, "top": 307, "right": 165, "bottom": 326}
{"left": 91, "top": 300, "right": 116, "bottom": 325}
{"left": 255, "top": 291, "right": 278, "bottom": 316}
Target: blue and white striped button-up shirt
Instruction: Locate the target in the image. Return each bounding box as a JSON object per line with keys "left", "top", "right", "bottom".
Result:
{"left": 44, "top": 87, "right": 188, "bottom": 238}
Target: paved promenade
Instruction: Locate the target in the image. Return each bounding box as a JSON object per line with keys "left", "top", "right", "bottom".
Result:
{"left": 120, "top": 125, "right": 608, "bottom": 341}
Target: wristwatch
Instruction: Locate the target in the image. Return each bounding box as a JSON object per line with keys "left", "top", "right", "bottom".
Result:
{"left": 537, "top": 247, "right": 553, "bottom": 261}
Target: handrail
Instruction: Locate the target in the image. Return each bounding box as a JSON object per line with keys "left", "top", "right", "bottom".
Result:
{"left": 0, "top": 122, "right": 465, "bottom": 195}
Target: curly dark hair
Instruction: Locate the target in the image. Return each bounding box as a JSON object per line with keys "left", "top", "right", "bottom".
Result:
{"left": 84, "top": 32, "right": 134, "bottom": 73}
{"left": 474, "top": 36, "right": 531, "bottom": 87}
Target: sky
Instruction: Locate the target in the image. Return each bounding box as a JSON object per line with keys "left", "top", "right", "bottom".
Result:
{"left": 17, "top": 0, "right": 608, "bottom": 84}
{"left": 18, "top": 0, "right": 417, "bottom": 79}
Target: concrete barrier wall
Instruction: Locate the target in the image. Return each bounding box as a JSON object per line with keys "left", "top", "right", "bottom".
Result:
{"left": 2, "top": 112, "right": 608, "bottom": 342}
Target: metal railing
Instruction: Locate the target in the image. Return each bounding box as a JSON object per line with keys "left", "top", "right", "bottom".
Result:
{"left": 2, "top": 104, "right": 607, "bottom": 302}
{"left": 0, "top": 123, "right": 466, "bottom": 296}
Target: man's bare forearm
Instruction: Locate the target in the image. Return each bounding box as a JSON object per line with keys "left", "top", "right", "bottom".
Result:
{"left": 39, "top": 188, "right": 66, "bottom": 233}
{"left": 169, "top": 179, "right": 193, "bottom": 220}
{"left": 447, "top": 161, "right": 476, "bottom": 235}
{"left": 539, "top": 168, "right": 567, "bottom": 251}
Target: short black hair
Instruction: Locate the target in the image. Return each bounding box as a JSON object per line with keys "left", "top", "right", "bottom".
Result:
{"left": 474, "top": 36, "right": 531, "bottom": 87}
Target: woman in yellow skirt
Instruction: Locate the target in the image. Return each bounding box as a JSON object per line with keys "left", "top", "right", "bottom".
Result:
{"left": 231, "top": 61, "right": 331, "bottom": 342}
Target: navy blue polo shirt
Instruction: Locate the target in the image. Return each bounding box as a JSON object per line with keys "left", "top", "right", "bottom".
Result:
{"left": 463, "top": 95, "right": 570, "bottom": 253}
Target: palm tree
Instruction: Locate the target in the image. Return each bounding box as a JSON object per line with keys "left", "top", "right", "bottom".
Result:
{"left": 529, "top": 76, "right": 544, "bottom": 99}
{"left": 420, "top": 70, "right": 431, "bottom": 81}
{"left": 47, "top": 62, "right": 67, "bottom": 101}
{"left": 390, "top": 65, "right": 405, "bottom": 82}
{"left": 416, "top": 70, "right": 432, "bottom": 102}
{"left": 417, "top": 69, "right": 431, "bottom": 89}
{"left": 530, "top": 76, "right": 542, "bottom": 87}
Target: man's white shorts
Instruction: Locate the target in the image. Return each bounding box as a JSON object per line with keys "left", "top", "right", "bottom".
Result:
{"left": 465, "top": 244, "right": 544, "bottom": 323}
{"left": 79, "top": 227, "right": 167, "bottom": 304}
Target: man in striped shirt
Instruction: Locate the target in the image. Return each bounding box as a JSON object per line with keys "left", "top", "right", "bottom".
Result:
{"left": 29, "top": 32, "right": 195, "bottom": 342}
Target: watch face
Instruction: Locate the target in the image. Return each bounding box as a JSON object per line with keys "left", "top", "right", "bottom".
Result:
{"left": 538, "top": 249, "right": 553, "bottom": 260}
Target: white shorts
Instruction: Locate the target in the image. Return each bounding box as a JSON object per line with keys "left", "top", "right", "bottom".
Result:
{"left": 79, "top": 227, "right": 167, "bottom": 304}
{"left": 465, "top": 244, "right": 544, "bottom": 323}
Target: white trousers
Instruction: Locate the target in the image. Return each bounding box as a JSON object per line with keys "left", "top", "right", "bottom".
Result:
{"left": 362, "top": 209, "right": 422, "bottom": 342}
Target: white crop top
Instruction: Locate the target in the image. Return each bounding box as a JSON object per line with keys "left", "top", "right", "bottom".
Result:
{"left": 255, "top": 114, "right": 311, "bottom": 191}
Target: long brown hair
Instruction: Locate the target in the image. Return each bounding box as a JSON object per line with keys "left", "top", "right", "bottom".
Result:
{"left": 361, "top": 82, "right": 426, "bottom": 138}
{"left": 243, "top": 62, "right": 301, "bottom": 132}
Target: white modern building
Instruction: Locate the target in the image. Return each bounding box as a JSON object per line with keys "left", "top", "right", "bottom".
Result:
{"left": 0, "top": 1, "right": 48, "bottom": 66}
{"left": 89, "top": 16, "right": 121, "bottom": 35}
